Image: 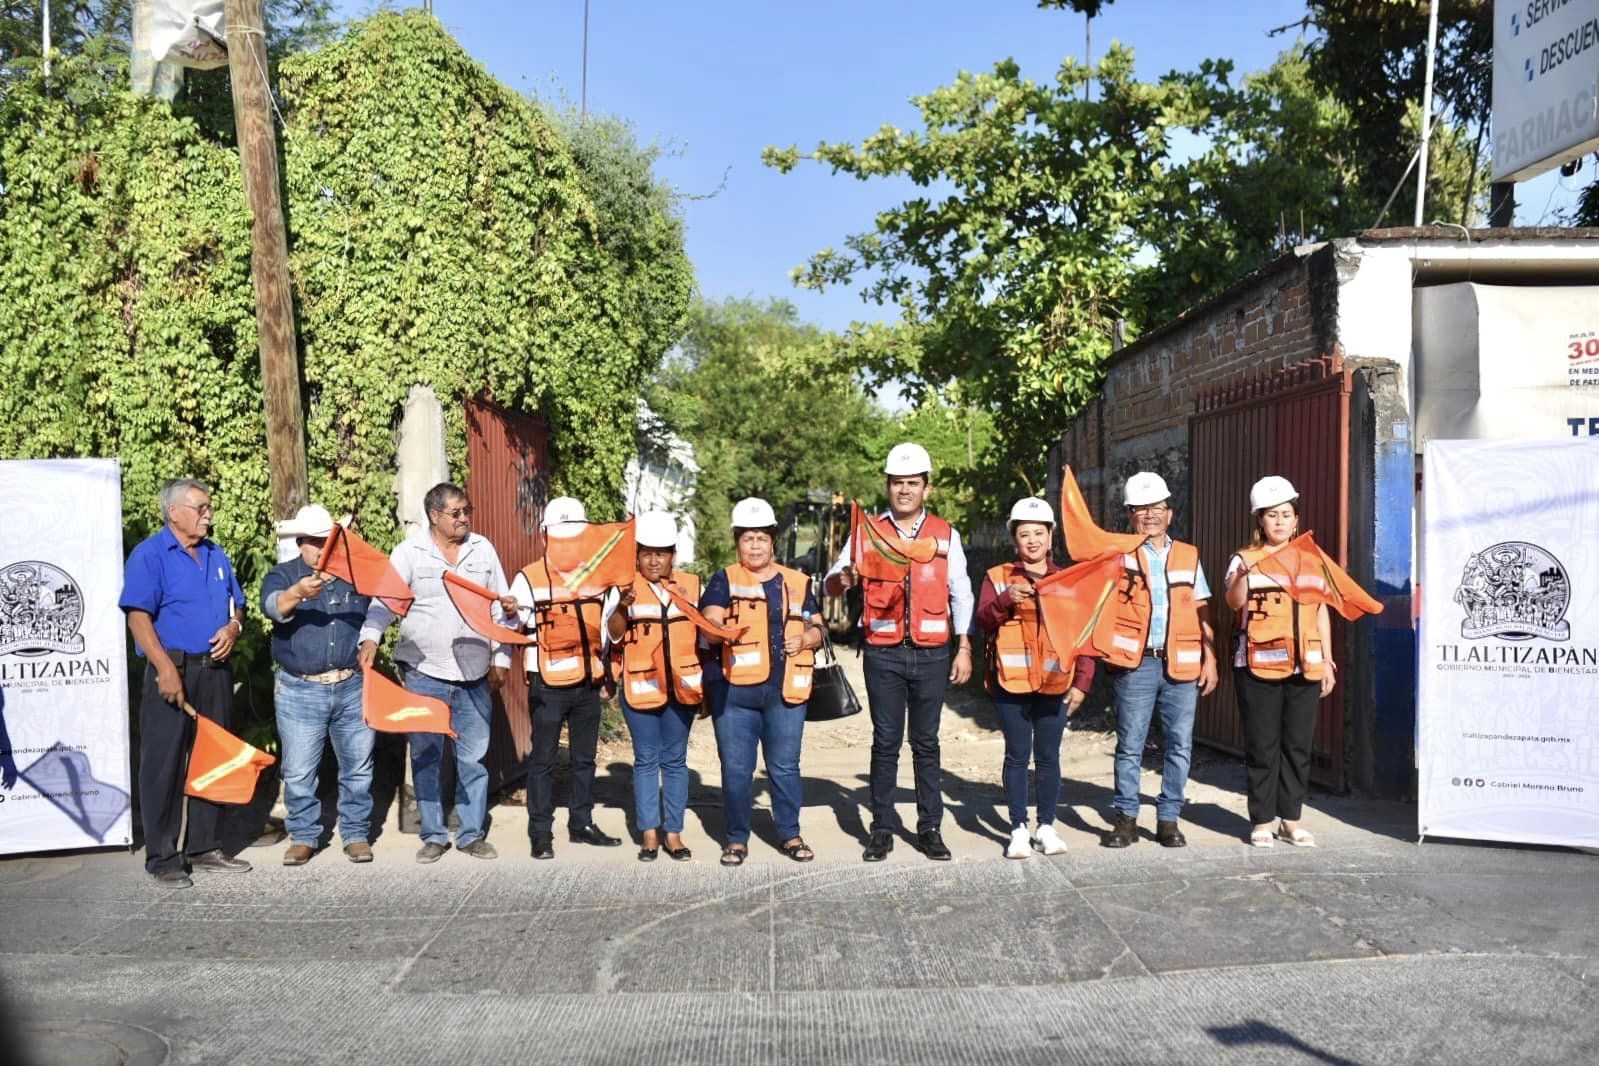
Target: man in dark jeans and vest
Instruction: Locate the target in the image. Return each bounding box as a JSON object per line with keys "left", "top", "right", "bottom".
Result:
{"left": 825, "top": 443, "right": 975, "bottom": 862}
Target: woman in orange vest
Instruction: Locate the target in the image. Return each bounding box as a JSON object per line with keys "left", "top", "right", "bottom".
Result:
{"left": 1224, "top": 476, "right": 1335, "bottom": 848}
{"left": 699, "top": 497, "right": 826, "bottom": 866}
{"left": 975, "top": 498, "right": 1096, "bottom": 859}
{"left": 604, "top": 511, "right": 703, "bottom": 863}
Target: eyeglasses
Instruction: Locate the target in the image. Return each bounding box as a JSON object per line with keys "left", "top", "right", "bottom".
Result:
{"left": 1129, "top": 504, "right": 1169, "bottom": 515}
{"left": 174, "top": 502, "right": 214, "bottom": 515}
{"left": 434, "top": 506, "right": 473, "bottom": 519}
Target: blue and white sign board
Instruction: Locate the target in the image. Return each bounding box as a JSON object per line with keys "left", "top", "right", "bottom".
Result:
{"left": 1419, "top": 438, "right": 1599, "bottom": 847}
{"left": 1493, "top": 0, "right": 1599, "bottom": 182}
{"left": 0, "top": 459, "right": 132, "bottom": 855}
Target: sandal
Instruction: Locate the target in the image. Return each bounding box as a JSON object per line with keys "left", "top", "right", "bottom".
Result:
{"left": 720, "top": 844, "right": 747, "bottom": 867}
{"left": 780, "top": 838, "right": 815, "bottom": 863}
{"left": 1248, "top": 827, "right": 1275, "bottom": 848}
{"left": 1275, "top": 823, "right": 1316, "bottom": 847}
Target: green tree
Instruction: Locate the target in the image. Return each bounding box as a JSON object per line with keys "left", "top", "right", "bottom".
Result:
{"left": 867, "top": 390, "right": 995, "bottom": 530}
{"left": 652, "top": 298, "right": 888, "bottom": 571}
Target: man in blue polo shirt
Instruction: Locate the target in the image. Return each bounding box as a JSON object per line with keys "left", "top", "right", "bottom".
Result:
{"left": 120, "top": 478, "right": 251, "bottom": 888}
{"left": 262, "top": 504, "right": 374, "bottom": 867}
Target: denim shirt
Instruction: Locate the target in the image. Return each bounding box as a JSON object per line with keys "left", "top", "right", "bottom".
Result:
{"left": 262, "top": 556, "right": 371, "bottom": 676}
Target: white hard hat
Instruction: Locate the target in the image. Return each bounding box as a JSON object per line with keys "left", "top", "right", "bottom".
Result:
{"left": 274, "top": 504, "right": 337, "bottom": 539}
{"left": 541, "top": 496, "right": 587, "bottom": 529}
{"left": 1008, "top": 497, "right": 1055, "bottom": 526}
{"left": 1123, "top": 472, "right": 1172, "bottom": 507}
{"left": 635, "top": 510, "right": 678, "bottom": 549}
{"left": 1249, "top": 475, "right": 1299, "bottom": 512}
{"left": 730, "top": 497, "right": 777, "bottom": 529}
{"left": 883, "top": 442, "right": 933, "bottom": 477}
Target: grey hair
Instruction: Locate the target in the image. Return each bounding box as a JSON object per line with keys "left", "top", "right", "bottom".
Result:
{"left": 159, "top": 478, "right": 211, "bottom": 522}
{"left": 423, "top": 482, "right": 467, "bottom": 516}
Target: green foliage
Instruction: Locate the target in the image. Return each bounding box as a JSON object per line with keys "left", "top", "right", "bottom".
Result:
{"left": 0, "top": 13, "right": 691, "bottom": 707}
{"left": 867, "top": 390, "right": 994, "bottom": 529}
{"left": 651, "top": 297, "right": 887, "bottom": 570}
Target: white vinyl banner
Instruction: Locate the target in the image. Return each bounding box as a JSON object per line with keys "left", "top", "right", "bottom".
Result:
{"left": 0, "top": 459, "right": 132, "bottom": 855}
{"left": 1419, "top": 438, "right": 1599, "bottom": 847}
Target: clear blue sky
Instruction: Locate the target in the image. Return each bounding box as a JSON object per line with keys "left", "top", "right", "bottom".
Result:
{"left": 338, "top": 1, "right": 1579, "bottom": 335}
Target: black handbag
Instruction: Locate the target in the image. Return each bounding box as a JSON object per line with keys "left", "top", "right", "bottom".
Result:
{"left": 805, "top": 631, "right": 862, "bottom": 722}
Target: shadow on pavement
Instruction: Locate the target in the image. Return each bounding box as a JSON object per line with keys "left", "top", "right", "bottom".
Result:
{"left": 1208, "top": 1021, "right": 1364, "bottom": 1066}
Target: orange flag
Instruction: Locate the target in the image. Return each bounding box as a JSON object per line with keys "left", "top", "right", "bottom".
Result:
{"left": 545, "top": 520, "right": 636, "bottom": 597}
{"left": 1059, "top": 465, "right": 1146, "bottom": 562}
{"left": 1250, "top": 532, "right": 1383, "bottom": 622}
{"left": 185, "top": 716, "right": 276, "bottom": 805}
{"left": 443, "top": 571, "right": 533, "bottom": 645}
{"left": 850, "top": 501, "right": 938, "bottom": 581}
{"left": 663, "top": 584, "right": 747, "bottom": 643}
{"left": 315, "top": 523, "right": 414, "bottom": 616}
{"left": 1033, "top": 551, "right": 1126, "bottom": 663}
{"left": 361, "top": 665, "right": 458, "bottom": 738}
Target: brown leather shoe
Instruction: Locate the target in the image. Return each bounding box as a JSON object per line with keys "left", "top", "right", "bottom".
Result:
{"left": 344, "top": 841, "right": 373, "bottom": 864}
{"left": 189, "top": 849, "right": 252, "bottom": 873}
{"left": 282, "top": 844, "right": 314, "bottom": 866}
{"left": 1156, "top": 820, "right": 1188, "bottom": 848}
{"left": 1102, "top": 813, "right": 1140, "bottom": 849}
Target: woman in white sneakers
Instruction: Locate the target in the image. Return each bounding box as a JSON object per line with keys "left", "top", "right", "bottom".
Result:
{"left": 974, "top": 498, "right": 1095, "bottom": 859}
{"left": 1223, "top": 476, "right": 1334, "bottom": 848}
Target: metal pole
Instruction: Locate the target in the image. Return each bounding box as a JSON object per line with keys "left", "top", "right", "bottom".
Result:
{"left": 423, "top": 0, "right": 432, "bottom": 12}
{"left": 581, "top": 0, "right": 589, "bottom": 115}
{"left": 42, "top": 0, "right": 50, "bottom": 77}
{"left": 1414, "top": 0, "right": 1440, "bottom": 227}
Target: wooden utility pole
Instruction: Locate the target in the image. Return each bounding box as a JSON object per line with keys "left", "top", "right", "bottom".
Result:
{"left": 225, "top": 0, "right": 307, "bottom": 520}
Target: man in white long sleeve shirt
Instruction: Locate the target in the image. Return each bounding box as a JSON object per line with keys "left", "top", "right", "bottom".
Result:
{"left": 823, "top": 443, "right": 975, "bottom": 863}
{"left": 358, "top": 482, "right": 509, "bottom": 863}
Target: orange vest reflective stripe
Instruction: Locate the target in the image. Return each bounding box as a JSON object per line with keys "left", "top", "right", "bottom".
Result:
{"left": 1098, "top": 540, "right": 1205, "bottom": 681}
{"left": 519, "top": 560, "right": 607, "bottom": 687}
{"left": 617, "top": 571, "right": 705, "bottom": 708}
{"left": 1235, "top": 548, "right": 1326, "bottom": 681}
{"left": 861, "top": 513, "right": 953, "bottom": 647}
{"left": 985, "top": 563, "right": 1076, "bottom": 696}
{"left": 721, "top": 563, "right": 815, "bottom": 704}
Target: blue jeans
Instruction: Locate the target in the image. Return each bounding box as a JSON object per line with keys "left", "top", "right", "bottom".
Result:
{"left": 1111, "top": 656, "right": 1197, "bottom": 822}
{"left": 709, "top": 679, "right": 806, "bottom": 845}
{"left": 402, "top": 667, "right": 492, "bottom": 848}
{"left": 274, "top": 670, "right": 374, "bottom": 846}
{"left": 994, "top": 691, "right": 1066, "bottom": 830}
{"left": 862, "top": 644, "right": 949, "bottom": 833}
{"left": 622, "top": 697, "right": 696, "bottom": 834}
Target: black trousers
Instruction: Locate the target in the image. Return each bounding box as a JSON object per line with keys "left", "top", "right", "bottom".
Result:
{"left": 863, "top": 644, "right": 950, "bottom": 834}
{"left": 526, "top": 676, "right": 602, "bottom": 835}
{"left": 138, "top": 654, "right": 234, "bottom": 873}
{"left": 1235, "top": 670, "right": 1321, "bottom": 825}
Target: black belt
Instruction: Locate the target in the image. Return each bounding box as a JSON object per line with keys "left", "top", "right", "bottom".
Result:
{"left": 1144, "top": 647, "right": 1166, "bottom": 659}
{"left": 168, "top": 649, "right": 228, "bottom": 669}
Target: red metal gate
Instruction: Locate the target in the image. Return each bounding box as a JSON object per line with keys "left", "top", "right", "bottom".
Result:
{"left": 465, "top": 397, "right": 550, "bottom": 795}
{"left": 1189, "top": 357, "right": 1352, "bottom": 789}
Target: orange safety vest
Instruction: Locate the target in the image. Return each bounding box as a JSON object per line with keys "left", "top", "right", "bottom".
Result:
{"left": 1234, "top": 547, "right": 1326, "bottom": 681}
{"left": 616, "top": 571, "right": 706, "bottom": 709}
{"left": 861, "top": 513, "right": 953, "bottom": 647}
{"left": 985, "top": 563, "right": 1076, "bottom": 696}
{"left": 1097, "top": 540, "right": 1206, "bottom": 681}
{"left": 520, "top": 560, "right": 607, "bottom": 688}
{"left": 721, "top": 563, "right": 815, "bottom": 704}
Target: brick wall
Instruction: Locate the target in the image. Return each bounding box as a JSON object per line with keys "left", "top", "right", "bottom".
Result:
{"left": 1051, "top": 246, "right": 1339, "bottom": 538}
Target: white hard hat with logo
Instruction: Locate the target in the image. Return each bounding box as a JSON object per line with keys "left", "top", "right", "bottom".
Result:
{"left": 541, "top": 496, "right": 587, "bottom": 529}
{"left": 730, "top": 497, "right": 778, "bottom": 529}
{"left": 1007, "top": 497, "right": 1055, "bottom": 526}
{"left": 1249, "top": 475, "right": 1299, "bottom": 512}
{"left": 1123, "top": 472, "right": 1172, "bottom": 507}
{"left": 635, "top": 510, "right": 678, "bottom": 549}
{"left": 883, "top": 442, "right": 933, "bottom": 477}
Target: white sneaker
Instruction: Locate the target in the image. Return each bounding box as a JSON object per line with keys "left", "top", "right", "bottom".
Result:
{"left": 1005, "top": 826, "right": 1032, "bottom": 859}
{"left": 1033, "top": 823, "right": 1068, "bottom": 856}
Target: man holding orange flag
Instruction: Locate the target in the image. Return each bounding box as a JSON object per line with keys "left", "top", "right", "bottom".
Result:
{"left": 262, "top": 505, "right": 375, "bottom": 867}
{"left": 359, "top": 483, "right": 511, "bottom": 864}
{"left": 824, "top": 442, "right": 975, "bottom": 863}
{"left": 120, "top": 478, "right": 251, "bottom": 888}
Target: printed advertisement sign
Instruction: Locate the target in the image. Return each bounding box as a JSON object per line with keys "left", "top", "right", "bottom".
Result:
{"left": 1419, "top": 438, "right": 1599, "bottom": 846}
{"left": 0, "top": 459, "right": 132, "bottom": 855}
{"left": 1492, "top": 0, "right": 1599, "bottom": 181}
